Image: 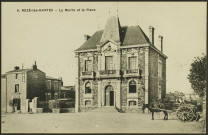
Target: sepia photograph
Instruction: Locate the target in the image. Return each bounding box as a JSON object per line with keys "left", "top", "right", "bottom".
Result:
{"left": 1, "top": 1, "right": 206, "bottom": 134}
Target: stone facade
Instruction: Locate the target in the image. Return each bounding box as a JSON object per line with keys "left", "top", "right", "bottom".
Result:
{"left": 75, "top": 16, "right": 167, "bottom": 113}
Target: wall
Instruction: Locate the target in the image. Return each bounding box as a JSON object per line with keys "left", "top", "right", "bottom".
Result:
{"left": 120, "top": 47, "right": 145, "bottom": 112}
{"left": 78, "top": 51, "right": 98, "bottom": 111}
{"left": 45, "top": 78, "right": 62, "bottom": 100}
{"left": 149, "top": 47, "right": 167, "bottom": 102}
{"left": 149, "top": 48, "right": 159, "bottom": 102}
{"left": 27, "top": 70, "right": 46, "bottom": 101}
{"left": 77, "top": 46, "right": 166, "bottom": 112}
{"left": 79, "top": 79, "right": 98, "bottom": 111}
{"left": 120, "top": 78, "right": 144, "bottom": 112}
{"left": 159, "top": 54, "right": 166, "bottom": 99}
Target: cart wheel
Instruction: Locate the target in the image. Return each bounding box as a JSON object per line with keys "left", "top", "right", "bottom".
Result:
{"left": 176, "top": 106, "right": 195, "bottom": 122}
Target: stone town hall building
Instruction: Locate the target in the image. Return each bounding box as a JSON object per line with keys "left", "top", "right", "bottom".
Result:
{"left": 75, "top": 16, "right": 167, "bottom": 112}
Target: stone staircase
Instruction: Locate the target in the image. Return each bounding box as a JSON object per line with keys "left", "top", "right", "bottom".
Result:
{"left": 89, "top": 106, "right": 119, "bottom": 113}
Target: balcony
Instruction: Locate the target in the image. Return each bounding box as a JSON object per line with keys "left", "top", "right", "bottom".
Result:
{"left": 98, "top": 70, "right": 120, "bottom": 79}
{"left": 123, "top": 69, "right": 142, "bottom": 78}
{"left": 81, "top": 71, "right": 95, "bottom": 79}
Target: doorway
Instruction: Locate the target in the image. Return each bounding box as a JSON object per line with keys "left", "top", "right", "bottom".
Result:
{"left": 105, "top": 85, "right": 114, "bottom": 106}
{"left": 13, "top": 98, "right": 21, "bottom": 112}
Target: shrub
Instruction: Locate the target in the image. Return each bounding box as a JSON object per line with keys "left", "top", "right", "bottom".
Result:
{"left": 59, "top": 100, "right": 75, "bottom": 108}
{"left": 48, "top": 100, "right": 61, "bottom": 109}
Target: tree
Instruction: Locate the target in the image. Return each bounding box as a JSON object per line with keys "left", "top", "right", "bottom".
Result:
{"left": 188, "top": 54, "right": 206, "bottom": 98}
{"left": 166, "top": 91, "right": 185, "bottom": 102}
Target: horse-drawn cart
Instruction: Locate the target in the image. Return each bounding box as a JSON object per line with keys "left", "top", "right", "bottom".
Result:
{"left": 150, "top": 101, "right": 200, "bottom": 122}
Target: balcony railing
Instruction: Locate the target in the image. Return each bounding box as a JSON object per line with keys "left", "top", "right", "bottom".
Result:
{"left": 124, "top": 69, "right": 142, "bottom": 78}
{"left": 81, "top": 71, "right": 95, "bottom": 79}
{"left": 99, "top": 70, "right": 120, "bottom": 78}
{"left": 82, "top": 71, "right": 93, "bottom": 76}
{"left": 126, "top": 69, "right": 138, "bottom": 74}
{"left": 100, "top": 70, "right": 116, "bottom": 75}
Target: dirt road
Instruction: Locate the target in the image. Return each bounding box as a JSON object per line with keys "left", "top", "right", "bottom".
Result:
{"left": 1, "top": 112, "right": 205, "bottom": 133}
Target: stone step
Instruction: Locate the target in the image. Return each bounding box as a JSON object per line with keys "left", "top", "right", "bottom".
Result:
{"left": 89, "top": 107, "right": 119, "bottom": 113}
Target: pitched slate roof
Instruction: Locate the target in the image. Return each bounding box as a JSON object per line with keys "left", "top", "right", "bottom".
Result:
{"left": 75, "top": 17, "right": 150, "bottom": 52}
{"left": 7, "top": 69, "right": 33, "bottom": 73}
{"left": 121, "top": 26, "right": 150, "bottom": 46}
{"left": 76, "top": 30, "right": 103, "bottom": 51}
{"left": 61, "top": 86, "right": 75, "bottom": 91}
{"left": 46, "top": 76, "right": 61, "bottom": 80}
{"left": 100, "top": 16, "right": 121, "bottom": 43}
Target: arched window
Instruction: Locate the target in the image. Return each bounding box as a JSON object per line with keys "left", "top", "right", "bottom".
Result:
{"left": 85, "top": 82, "right": 91, "bottom": 94}
{"left": 129, "top": 80, "right": 136, "bottom": 93}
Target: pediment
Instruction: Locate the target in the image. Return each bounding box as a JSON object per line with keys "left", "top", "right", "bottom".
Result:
{"left": 101, "top": 41, "right": 117, "bottom": 53}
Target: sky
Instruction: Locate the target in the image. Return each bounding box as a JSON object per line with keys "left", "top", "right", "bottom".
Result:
{"left": 2, "top": 2, "right": 206, "bottom": 94}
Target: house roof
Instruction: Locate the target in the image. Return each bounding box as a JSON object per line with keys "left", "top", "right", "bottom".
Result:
{"left": 75, "top": 16, "right": 150, "bottom": 52}
{"left": 61, "top": 86, "right": 75, "bottom": 91}
{"left": 76, "top": 26, "right": 150, "bottom": 51}
{"left": 46, "top": 76, "right": 62, "bottom": 80}
{"left": 7, "top": 68, "right": 33, "bottom": 74}
{"left": 100, "top": 16, "right": 121, "bottom": 43}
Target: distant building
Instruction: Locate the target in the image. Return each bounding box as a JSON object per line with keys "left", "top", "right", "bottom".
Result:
{"left": 1, "top": 74, "right": 7, "bottom": 113}
{"left": 45, "top": 76, "right": 63, "bottom": 100}
{"left": 60, "top": 86, "right": 75, "bottom": 99}
{"left": 3, "top": 62, "right": 46, "bottom": 113}
{"left": 1, "top": 62, "right": 64, "bottom": 113}
{"left": 75, "top": 16, "right": 167, "bottom": 112}
{"left": 184, "top": 93, "right": 200, "bottom": 101}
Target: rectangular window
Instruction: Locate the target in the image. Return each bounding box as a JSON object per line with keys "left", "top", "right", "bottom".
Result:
{"left": 105, "top": 56, "right": 113, "bottom": 70}
{"left": 15, "top": 74, "right": 18, "bottom": 79}
{"left": 54, "top": 82, "right": 58, "bottom": 90}
{"left": 158, "top": 86, "right": 161, "bottom": 99}
{"left": 15, "top": 84, "right": 19, "bottom": 93}
{"left": 22, "top": 74, "right": 25, "bottom": 82}
{"left": 48, "top": 94, "right": 51, "bottom": 100}
{"left": 129, "top": 56, "right": 137, "bottom": 69}
{"left": 45, "top": 93, "right": 51, "bottom": 101}
{"left": 54, "top": 95, "right": 58, "bottom": 100}
{"left": 47, "top": 80, "right": 51, "bottom": 90}
{"left": 85, "top": 60, "right": 92, "bottom": 71}
{"left": 158, "top": 61, "right": 162, "bottom": 78}
{"left": 129, "top": 101, "right": 137, "bottom": 106}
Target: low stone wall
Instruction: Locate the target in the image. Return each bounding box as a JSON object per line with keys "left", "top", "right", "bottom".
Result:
{"left": 52, "top": 108, "right": 60, "bottom": 113}
{"left": 35, "top": 108, "right": 43, "bottom": 113}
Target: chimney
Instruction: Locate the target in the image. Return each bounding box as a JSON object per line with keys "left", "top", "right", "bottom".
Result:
{"left": 32, "top": 61, "right": 37, "bottom": 70}
{"left": 149, "top": 26, "right": 155, "bottom": 46}
{"left": 14, "top": 66, "right": 20, "bottom": 70}
{"left": 158, "top": 35, "right": 163, "bottom": 53}
{"left": 84, "top": 34, "right": 90, "bottom": 41}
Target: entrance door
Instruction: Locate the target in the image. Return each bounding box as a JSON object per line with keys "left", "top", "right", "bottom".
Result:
{"left": 13, "top": 99, "right": 21, "bottom": 112}
{"left": 105, "top": 85, "right": 114, "bottom": 106}
{"left": 110, "top": 91, "right": 114, "bottom": 106}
